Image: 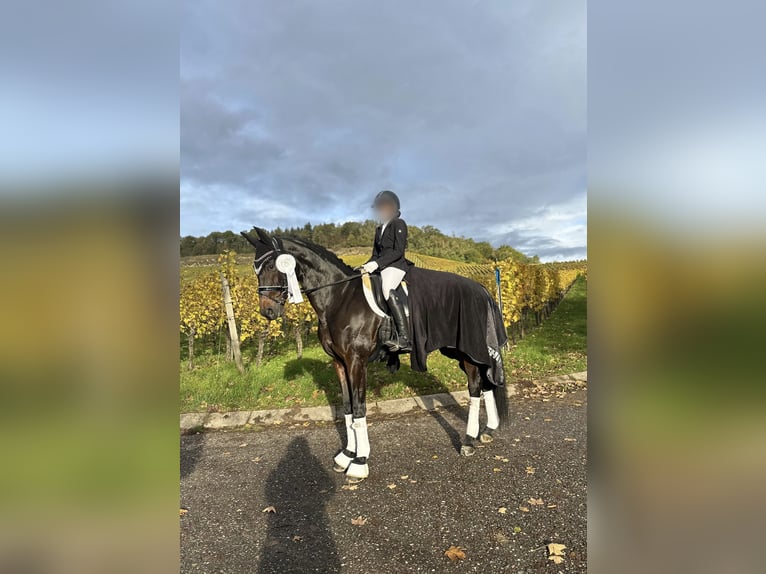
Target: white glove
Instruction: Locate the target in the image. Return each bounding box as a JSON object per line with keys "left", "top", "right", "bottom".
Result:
{"left": 362, "top": 261, "right": 379, "bottom": 273}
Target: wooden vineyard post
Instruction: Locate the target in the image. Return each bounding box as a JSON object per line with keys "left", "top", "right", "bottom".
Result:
{"left": 220, "top": 273, "right": 245, "bottom": 374}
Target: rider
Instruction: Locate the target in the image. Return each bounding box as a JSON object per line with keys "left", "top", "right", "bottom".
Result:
{"left": 362, "top": 190, "right": 413, "bottom": 352}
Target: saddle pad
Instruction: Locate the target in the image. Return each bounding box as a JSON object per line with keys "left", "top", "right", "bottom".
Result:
{"left": 361, "top": 273, "right": 408, "bottom": 317}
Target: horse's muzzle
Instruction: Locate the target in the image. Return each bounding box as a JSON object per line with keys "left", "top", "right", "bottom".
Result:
{"left": 262, "top": 306, "right": 280, "bottom": 321}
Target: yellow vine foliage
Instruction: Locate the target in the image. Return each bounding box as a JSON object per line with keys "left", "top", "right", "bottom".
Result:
{"left": 179, "top": 273, "right": 223, "bottom": 338}
{"left": 181, "top": 248, "right": 586, "bottom": 345}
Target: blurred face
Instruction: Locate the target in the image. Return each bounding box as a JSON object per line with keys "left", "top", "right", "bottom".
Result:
{"left": 375, "top": 202, "right": 397, "bottom": 222}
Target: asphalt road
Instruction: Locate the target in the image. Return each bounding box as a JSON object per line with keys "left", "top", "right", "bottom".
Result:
{"left": 181, "top": 389, "right": 587, "bottom": 573}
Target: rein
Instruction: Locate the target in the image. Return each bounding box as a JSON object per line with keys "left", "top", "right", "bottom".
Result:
{"left": 302, "top": 273, "right": 362, "bottom": 295}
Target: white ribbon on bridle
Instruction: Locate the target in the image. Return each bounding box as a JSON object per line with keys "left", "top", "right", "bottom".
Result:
{"left": 275, "top": 253, "right": 304, "bottom": 304}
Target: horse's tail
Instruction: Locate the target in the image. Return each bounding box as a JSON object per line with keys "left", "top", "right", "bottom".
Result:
{"left": 493, "top": 383, "right": 509, "bottom": 426}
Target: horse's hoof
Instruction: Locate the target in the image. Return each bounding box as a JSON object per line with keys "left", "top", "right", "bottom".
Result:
{"left": 460, "top": 445, "right": 476, "bottom": 457}
{"left": 479, "top": 433, "right": 494, "bottom": 444}
{"left": 346, "top": 461, "right": 369, "bottom": 480}
{"left": 333, "top": 450, "right": 355, "bottom": 473}
{"left": 346, "top": 475, "right": 366, "bottom": 484}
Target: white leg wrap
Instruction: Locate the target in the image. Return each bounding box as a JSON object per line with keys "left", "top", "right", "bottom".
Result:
{"left": 483, "top": 390, "right": 499, "bottom": 430}
{"left": 467, "top": 397, "right": 481, "bottom": 438}
{"left": 344, "top": 414, "right": 356, "bottom": 452}
{"left": 352, "top": 417, "right": 370, "bottom": 458}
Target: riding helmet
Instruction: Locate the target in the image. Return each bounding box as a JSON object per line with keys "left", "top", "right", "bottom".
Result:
{"left": 372, "top": 190, "right": 400, "bottom": 210}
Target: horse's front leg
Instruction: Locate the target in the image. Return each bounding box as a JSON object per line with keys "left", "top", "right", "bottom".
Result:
{"left": 345, "top": 355, "right": 370, "bottom": 482}
{"left": 332, "top": 359, "right": 356, "bottom": 473}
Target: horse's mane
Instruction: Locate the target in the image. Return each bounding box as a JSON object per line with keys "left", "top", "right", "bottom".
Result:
{"left": 281, "top": 237, "right": 355, "bottom": 275}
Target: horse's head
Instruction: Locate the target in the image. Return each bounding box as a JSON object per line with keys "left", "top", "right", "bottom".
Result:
{"left": 241, "top": 227, "right": 288, "bottom": 320}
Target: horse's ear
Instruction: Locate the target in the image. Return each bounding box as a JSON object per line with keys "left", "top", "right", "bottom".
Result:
{"left": 254, "top": 227, "right": 273, "bottom": 245}
{"left": 240, "top": 231, "right": 260, "bottom": 248}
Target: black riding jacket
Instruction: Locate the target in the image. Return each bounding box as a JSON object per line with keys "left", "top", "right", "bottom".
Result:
{"left": 368, "top": 217, "right": 413, "bottom": 273}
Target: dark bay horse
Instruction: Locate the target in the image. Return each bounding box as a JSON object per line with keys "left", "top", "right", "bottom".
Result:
{"left": 242, "top": 228, "right": 508, "bottom": 481}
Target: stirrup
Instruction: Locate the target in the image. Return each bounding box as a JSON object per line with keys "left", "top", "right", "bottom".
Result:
{"left": 384, "top": 337, "right": 411, "bottom": 352}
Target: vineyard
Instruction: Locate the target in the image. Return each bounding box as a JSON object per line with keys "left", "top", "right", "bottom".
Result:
{"left": 180, "top": 248, "right": 587, "bottom": 368}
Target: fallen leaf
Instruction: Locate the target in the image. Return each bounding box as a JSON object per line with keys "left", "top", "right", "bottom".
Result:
{"left": 547, "top": 503, "right": 558, "bottom": 508}
{"left": 409, "top": 480, "right": 418, "bottom": 484}
{"left": 544, "top": 418, "right": 552, "bottom": 422}
{"left": 493, "top": 531, "right": 510, "bottom": 544}
{"left": 564, "top": 437, "right": 577, "bottom": 442}
{"left": 494, "top": 455, "right": 504, "bottom": 461}
{"left": 303, "top": 422, "right": 310, "bottom": 427}
{"left": 444, "top": 546, "right": 466, "bottom": 561}
{"left": 528, "top": 497, "right": 544, "bottom": 506}
{"left": 351, "top": 515, "right": 368, "bottom": 526}
{"left": 222, "top": 452, "right": 231, "bottom": 456}
{"left": 251, "top": 457, "right": 263, "bottom": 462}
{"left": 179, "top": 508, "right": 188, "bottom": 516}
{"left": 292, "top": 535, "right": 303, "bottom": 542}
{"left": 432, "top": 455, "right": 438, "bottom": 459}
{"left": 498, "top": 507, "right": 508, "bottom": 514}
{"left": 519, "top": 506, "right": 530, "bottom": 512}
{"left": 502, "top": 458, "right": 510, "bottom": 463}
{"left": 547, "top": 543, "right": 567, "bottom": 564}
{"left": 262, "top": 506, "right": 277, "bottom": 513}
{"left": 238, "top": 443, "right": 248, "bottom": 448}
{"left": 513, "top": 526, "right": 522, "bottom": 534}
{"left": 493, "top": 468, "right": 502, "bottom": 473}
{"left": 387, "top": 483, "right": 397, "bottom": 489}
{"left": 400, "top": 475, "right": 409, "bottom": 480}
{"left": 525, "top": 466, "right": 536, "bottom": 475}
{"left": 514, "top": 438, "right": 521, "bottom": 442}
{"left": 341, "top": 484, "right": 358, "bottom": 491}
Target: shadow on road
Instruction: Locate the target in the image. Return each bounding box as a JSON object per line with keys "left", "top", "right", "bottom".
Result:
{"left": 283, "top": 358, "right": 345, "bottom": 444}
{"left": 416, "top": 395, "right": 466, "bottom": 453}
{"left": 257, "top": 436, "right": 340, "bottom": 574}
{"left": 180, "top": 431, "right": 205, "bottom": 479}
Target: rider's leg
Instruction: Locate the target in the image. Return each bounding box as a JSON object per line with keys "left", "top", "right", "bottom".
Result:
{"left": 381, "top": 267, "right": 410, "bottom": 351}
{"left": 381, "top": 267, "right": 406, "bottom": 300}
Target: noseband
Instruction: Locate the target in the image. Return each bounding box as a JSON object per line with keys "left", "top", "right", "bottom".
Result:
{"left": 253, "top": 251, "right": 289, "bottom": 305}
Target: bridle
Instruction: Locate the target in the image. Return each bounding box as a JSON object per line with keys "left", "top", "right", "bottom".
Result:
{"left": 253, "top": 250, "right": 290, "bottom": 304}
{"left": 253, "top": 246, "right": 362, "bottom": 306}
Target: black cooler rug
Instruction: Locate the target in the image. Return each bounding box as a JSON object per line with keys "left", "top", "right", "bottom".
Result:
{"left": 404, "top": 266, "right": 507, "bottom": 386}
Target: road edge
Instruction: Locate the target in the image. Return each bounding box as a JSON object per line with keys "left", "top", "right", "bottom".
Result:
{"left": 180, "top": 371, "right": 587, "bottom": 432}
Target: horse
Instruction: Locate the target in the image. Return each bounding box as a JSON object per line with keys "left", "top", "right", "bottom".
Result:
{"left": 241, "top": 227, "right": 508, "bottom": 481}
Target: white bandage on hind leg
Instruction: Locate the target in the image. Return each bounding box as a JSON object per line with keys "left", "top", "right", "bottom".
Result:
{"left": 344, "top": 414, "right": 356, "bottom": 452}
{"left": 352, "top": 417, "right": 370, "bottom": 458}
{"left": 467, "top": 397, "right": 481, "bottom": 438}
{"left": 483, "top": 390, "right": 499, "bottom": 430}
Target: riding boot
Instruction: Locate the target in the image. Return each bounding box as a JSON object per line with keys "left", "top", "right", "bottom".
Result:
{"left": 384, "top": 289, "right": 412, "bottom": 352}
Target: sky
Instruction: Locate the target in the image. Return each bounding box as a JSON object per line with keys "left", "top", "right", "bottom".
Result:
{"left": 181, "top": 0, "right": 586, "bottom": 261}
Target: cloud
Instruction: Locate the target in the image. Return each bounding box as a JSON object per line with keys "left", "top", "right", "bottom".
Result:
{"left": 181, "top": 0, "right": 586, "bottom": 260}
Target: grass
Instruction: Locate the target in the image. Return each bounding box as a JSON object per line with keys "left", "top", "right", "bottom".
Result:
{"left": 179, "top": 276, "right": 587, "bottom": 413}
{"left": 505, "top": 276, "right": 588, "bottom": 380}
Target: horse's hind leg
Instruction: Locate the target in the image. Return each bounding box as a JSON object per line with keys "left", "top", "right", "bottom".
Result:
{"left": 461, "top": 360, "right": 483, "bottom": 457}
{"left": 480, "top": 383, "right": 500, "bottom": 444}
{"left": 332, "top": 359, "right": 356, "bottom": 473}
